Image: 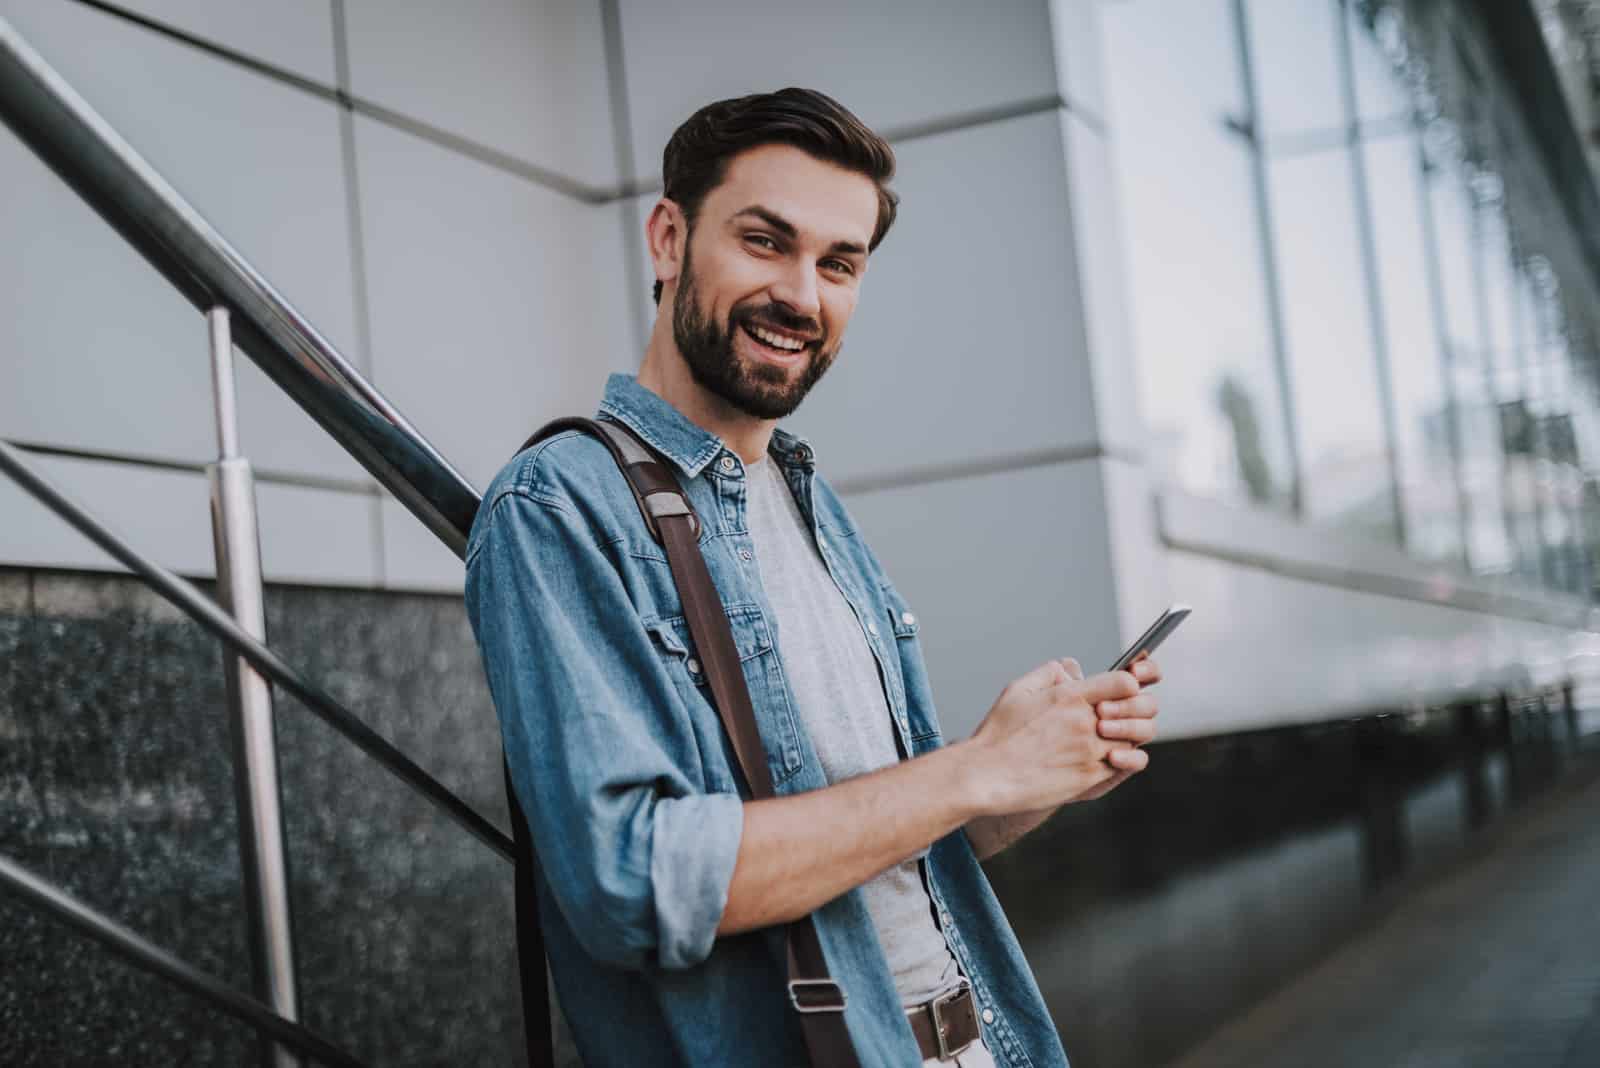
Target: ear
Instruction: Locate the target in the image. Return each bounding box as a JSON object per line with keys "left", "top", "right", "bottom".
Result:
{"left": 646, "top": 198, "right": 687, "bottom": 297}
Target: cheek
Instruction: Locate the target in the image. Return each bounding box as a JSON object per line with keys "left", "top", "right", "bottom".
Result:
{"left": 707, "top": 250, "right": 781, "bottom": 313}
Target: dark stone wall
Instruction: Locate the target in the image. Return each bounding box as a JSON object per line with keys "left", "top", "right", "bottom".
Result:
{"left": 0, "top": 565, "right": 1588, "bottom": 1067}
{"left": 0, "top": 567, "right": 570, "bottom": 1067}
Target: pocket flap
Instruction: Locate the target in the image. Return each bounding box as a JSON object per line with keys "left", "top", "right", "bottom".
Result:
{"left": 644, "top": 602, "right": 774, "bottom": 668}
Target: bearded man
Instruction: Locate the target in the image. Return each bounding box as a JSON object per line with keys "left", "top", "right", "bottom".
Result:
{"left": 466, "top": 88, "right": 1161, "bottom": 1068}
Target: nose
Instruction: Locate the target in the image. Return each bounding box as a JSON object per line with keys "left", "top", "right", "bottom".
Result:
{"left": 767, "top": 257, "right": 822, "bottom": 322}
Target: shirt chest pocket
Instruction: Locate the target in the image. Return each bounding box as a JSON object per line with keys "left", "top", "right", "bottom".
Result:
{"left": 643, "top": 602, "right": 806, "bottom": 791}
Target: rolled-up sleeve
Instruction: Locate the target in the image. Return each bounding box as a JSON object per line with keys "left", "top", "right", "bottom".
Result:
{"left": 465, "top": 484, "right": 743, "bottom": 971}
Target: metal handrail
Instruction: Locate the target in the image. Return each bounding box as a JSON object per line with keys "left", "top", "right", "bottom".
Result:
{"left": 0, "top": 16, "right": 480, "bottom": 556}
{"left": 0, "top": 853, "right": 369, "bottom": 1068}
{"left": 0, "top": 437, "right": 512, "bottom": 861}
{"left": 0, "top": 14, "right": 513, "bottom": 1059}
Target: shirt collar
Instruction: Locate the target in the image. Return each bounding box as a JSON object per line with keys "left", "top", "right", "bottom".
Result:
{"left": 597, "top": 373, "right": 817, "bottom": 477}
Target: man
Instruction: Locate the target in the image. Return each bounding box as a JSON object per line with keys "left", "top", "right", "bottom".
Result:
{"left": 466, "top": 88, "right": 1161, "bottom": 1068}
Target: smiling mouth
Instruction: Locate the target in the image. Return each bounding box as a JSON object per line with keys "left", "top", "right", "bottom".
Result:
{"left": 738, "top": 320, "right": 815, "bottom": 362}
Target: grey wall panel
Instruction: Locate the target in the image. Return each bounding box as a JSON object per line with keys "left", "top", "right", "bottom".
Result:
{"left": 0, "top": 455, "right": 213, "bottom": 575}
{"left": 616, "top": 0, "right": 1057, "bottom": 189}
{"left": 343, "top": 0, "right": 616, "bottom": 190}
{"left": 0, "top": 452, "right": 380, "bottom": 584}
{"left": 1047, "top": 0, "right": 1106, "bottom": 121}
{"left": 354, "top": 115, "right": 631, "bottom": 495}
{"left": 102, "top": 0, "right": 338, "bottom": 85}
{"left": 0, "top": 0, "right": 366, "bottom": 482}
{"left": 842, "top": 459, "right": 1121, "bottom": 742}
{"left": 1, "top": 123, "right": 212, "bottom": 461}
{"left": 1059, "top": 107, "right": 1144, "bottom": 461}
{"left": 257, "top": 483, "right": 380, "bottom": 586}
{"left": 379, "top": 497, "right": 464, "bottom": 592}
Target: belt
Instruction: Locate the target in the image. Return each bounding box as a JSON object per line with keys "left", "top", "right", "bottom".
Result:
{"left": 906, "top": 984, "right": 980, "bottom": 1061}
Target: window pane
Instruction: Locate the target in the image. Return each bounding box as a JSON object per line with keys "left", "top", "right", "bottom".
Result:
{"left": 1426, "top": 154, "right": 1513, "bottom": 572}
{"left": 1533, "top": 299, "right": 1584, "bottom": 591}
{"left": 1363, "top": 131, "right": 1462, "bottom": 563}
{"left": 1512, "top": 272, "right": 1554, "bottom": 586}
{"left": 1103, "top": 0, "right": 1293, "bottom": 508}
{"left": 1481, "top": 203, "right": 1519, "bottom": 367}
{"left": 1247, "top": 0, "right": 1345, "bottom": 139}
{"left": 1267, "top": 143, "right": 1397, "bottom": 538}
{"left": 1426, "top": 147, "right": 1479, "bottom": 360}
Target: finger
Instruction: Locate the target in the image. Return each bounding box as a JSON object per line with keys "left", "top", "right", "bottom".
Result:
{"left": 1131, "top": 656, "right": 1162, "bottom": 687}
{"left": 1104, "top": 747, "right": 1149, "bottom": 773}
{"left": 1059, "top": 657, "right": 1084, "bottom": 681}
{"left": 1076, "top": 670, "right": 1141, "bottom": 704}
{"left": 1098, "top": 716, "right": 1157, "bottom": 745}
{"left": 1096, "top": 693, "right": 1159, "bottom": 720}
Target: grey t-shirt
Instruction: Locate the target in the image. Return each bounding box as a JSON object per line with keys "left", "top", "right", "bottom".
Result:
{"left": 744, "top": 453, "right": 961, "bottom": 1006}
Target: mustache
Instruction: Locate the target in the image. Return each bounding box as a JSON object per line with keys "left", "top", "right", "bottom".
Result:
{"left": 732, "top": 303, "right": 824, "bottom": 344}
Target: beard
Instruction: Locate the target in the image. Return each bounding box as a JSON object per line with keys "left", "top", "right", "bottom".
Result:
{"left": 671, "top": 240, "right": 839, "bottom": 420}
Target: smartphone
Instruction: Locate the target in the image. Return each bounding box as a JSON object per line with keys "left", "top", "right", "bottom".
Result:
{"left": 1108, "top": 603, "right": 1191, "bottom": 673}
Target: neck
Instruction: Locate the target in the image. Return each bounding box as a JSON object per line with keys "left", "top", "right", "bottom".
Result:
{"left": 637, "top": 310, "right": 776, "bottom": 465}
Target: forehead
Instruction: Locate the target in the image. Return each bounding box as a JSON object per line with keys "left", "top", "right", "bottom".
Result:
{"left": 703, "top": 143, "right": 878, "bottom": 248}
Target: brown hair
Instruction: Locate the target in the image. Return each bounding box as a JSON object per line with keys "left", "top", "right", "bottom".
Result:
{"left": 653, "top": 87, "right": 898, "bottom": 304}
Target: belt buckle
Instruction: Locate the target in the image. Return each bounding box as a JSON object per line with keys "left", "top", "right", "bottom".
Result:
{"left": 931, "top": 984, "right": 974, "bottom": 1059}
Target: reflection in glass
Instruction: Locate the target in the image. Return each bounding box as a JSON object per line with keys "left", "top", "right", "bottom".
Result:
{"left": 1348, "top": 2, "right": 1415, "bottom": 124}
{"left": 1362, "top": 130, "right": 1461, "bottom": 563}
{"left": 1426, "top": 149, "right": 1514, "bottom": 573}
{"left": 1102, "top": 0, "right": 1293, "bottom": 509}
{"left": 1266, "top": 140, "right": 1396, "bottom": 539}
{"left": 1528, "top": 285, "right": 1586, "bottom": 592}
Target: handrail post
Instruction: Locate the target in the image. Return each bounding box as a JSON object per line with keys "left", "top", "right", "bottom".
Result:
{"left": 206, "top": 307, "right": 302, "bottom": 1068}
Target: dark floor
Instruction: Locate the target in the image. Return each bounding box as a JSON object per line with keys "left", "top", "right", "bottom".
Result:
{"left": 1169, "top": 754, "right": 1600, "bottom": 1068}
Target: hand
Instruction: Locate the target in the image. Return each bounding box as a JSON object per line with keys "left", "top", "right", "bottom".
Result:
{"left": 1060, "top": 654, "right": 1161, "bottom": 801}
{"left": 962, "top": 658, "right": 1141, "bottom": 817}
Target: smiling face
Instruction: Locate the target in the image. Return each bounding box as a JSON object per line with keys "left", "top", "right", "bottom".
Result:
{"left": 665, "top": 143, "right": 880, "bottom": 420}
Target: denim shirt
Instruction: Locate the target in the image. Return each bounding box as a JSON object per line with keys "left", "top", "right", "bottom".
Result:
{"left": 465, "top": 374, "right": 1069, "bottom": 1068}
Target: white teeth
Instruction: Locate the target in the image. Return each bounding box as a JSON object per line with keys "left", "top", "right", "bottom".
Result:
{"left": 749, "top": 324, "right": 805, "bottom": 352}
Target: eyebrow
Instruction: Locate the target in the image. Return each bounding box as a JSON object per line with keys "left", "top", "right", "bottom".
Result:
{"left": 731, "top": 205, "right": 868, "bottom": 258}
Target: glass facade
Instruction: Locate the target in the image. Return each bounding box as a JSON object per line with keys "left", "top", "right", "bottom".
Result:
{"left": 1101, "top": 0, "right": 1294, "bottom": 511}
{"left": 1103, "top": 0, "right": 1600, "bottom": 598}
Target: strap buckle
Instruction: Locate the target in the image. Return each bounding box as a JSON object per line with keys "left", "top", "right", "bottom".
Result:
{"left": 641, "top": 490, "right": 700, "bottom": 541}
{"left": 788, "top": 978, "right": 848, "bottom": 1015}
{"left": 932, "top": 985, "right": 975, "bottom": 1059}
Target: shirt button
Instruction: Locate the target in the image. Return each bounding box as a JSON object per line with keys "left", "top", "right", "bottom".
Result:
{"left": 719, "top": 456, "right": 737, "bottom": 473}
{"left": 982, "top": 1008, "right": 995, "bottom": 1025}
{"left": 740, "top": 549, "right": 753, "bottom": 560}
{"left": 866, "top": 621, "right": 879, "bottom": 636}
{"left": 686, "top": 657, "right": 701, "bottom": 675}
{"left": 901, "top": 611, "right": 916, "bottom": 626}
{"left": 940, "top": 910, "right": 952, "bottom": 926}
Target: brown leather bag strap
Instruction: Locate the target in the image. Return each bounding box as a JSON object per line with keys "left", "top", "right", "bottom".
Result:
{"left": 520, "top": 416, "right": 860, "bottom": 1068}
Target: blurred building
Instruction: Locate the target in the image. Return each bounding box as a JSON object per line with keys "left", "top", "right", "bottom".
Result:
{"left": 2, "top": 1, "right": 1598, "bottom": 1066}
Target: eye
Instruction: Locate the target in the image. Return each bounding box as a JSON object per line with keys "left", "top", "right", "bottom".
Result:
{"left": 823, "top": 258, "right": 857, "bottom": 277}
{"left": 745, "top": 232, "right": 779, "bottom": 252}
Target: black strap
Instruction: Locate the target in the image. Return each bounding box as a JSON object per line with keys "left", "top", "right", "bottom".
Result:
{"left": 504, "top": 759, "right": 554, "bottom": 1068}
{"left": 504, "top": 416, "right": 861, "bottom": 1068}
